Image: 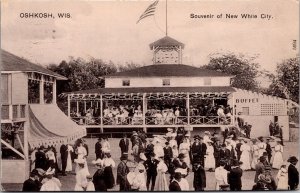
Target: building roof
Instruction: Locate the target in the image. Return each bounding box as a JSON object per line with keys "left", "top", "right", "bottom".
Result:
{"left": 149, "top": 36, "right": 185, "bottom": 49}
{"left": 106, "top": 64, "right": 232, "bottom": 78}
{"left": 66, "top": 86, "right": 236, "bottom": 95}
{"left": 1, "top": 50, "right": 67, "bottom": 80}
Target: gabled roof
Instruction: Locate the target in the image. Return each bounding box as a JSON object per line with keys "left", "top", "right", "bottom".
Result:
{"left": 1, "top": 50, "right": 67, "bottom": 80}
{"left": 149, "top": 36, "right": 185, "bottom": 49}
{"left": 106, "top": 64, "right": 232, "bottom": 78}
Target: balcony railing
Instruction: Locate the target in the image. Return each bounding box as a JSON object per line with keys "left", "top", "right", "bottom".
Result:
{"left": 71, "top": 115, "right": 233, "bottom": 126}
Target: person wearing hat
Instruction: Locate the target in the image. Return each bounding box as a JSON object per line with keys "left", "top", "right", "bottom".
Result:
{"left": 228, "top": 159, "right": 243, "bottom": 190}
{"left": 272, "top": 140, "right": 284, "bottom": 169}
{"left": 264, "top": 165, "right": 277, "bottom": 190}
{"left": 288, "top": 156, "right": 299, "bottom": 190}
{"left": 22, "top": 170, "right": 41, "bottom": 191}
{"left": 126, "top": 161, "right": 139, "bottom": 191}
{"left": 254, "top": 156, "right": 267, "bottom": 183}
{"left": 205, "top": 139, "right": 216, "bottom": 172}
{"left": 276, "top": 164, "right": 289, "bottom": 190}
{"left": 203, "top": 131, "right": 211, "bottom": 144}
{"left": 86, "top": 175, "right": 95, "bottom": 191}
{"left": 240, "top": 139, "right": 251, "bottom": 171}
{"left": 257, "top": 137, "right": 267, "bottom": 157}
{"left": 163, "top": 141, "right": 173, "bottom": 171}
{"left": 192, "top": 157, "right": 206, "bottom": 191}
{"left": 154, "top": 155, "right": 169, "bottom": 191}
{"left": 95, "top": 137, "right": 103, "bottom": 159}
{"left": 175, "top": 127, "right": 186, "bottom": 147}
{"left": 191, "top": 136, "right": 207, "bottom": 167}
{"left": 74, "top": 158, "right": 90, "bottom": 191}
{"left": 213, "top": 139, "right": 222, "bottom": 167}
{"left": 131, "top": 163, "right": 147, "bottom": 191}
{"left": 103, "top": 152, "right": 116, "bottom": 189}
{"left": 251, "top": 139, "right": 259, "bottom": 170}
{"left": 144, "top": 152, "right": 159, "bottom": 191}
{"left": 265, "top": 138, "right": 273, "bottom": 163}
{"left": 117, "top": 153, "right": 129, "bottom": 191}
{"left": 92, "top": 159, "right": 107, "bottom": 191}
{"left": 214, "top": 160, "right": 229, "bottom": 190}
{"left": 40, "top": 169, "right": 61, "bottom": 191}
{"left": 59, "top": 144, "right": 68, "bottom": 176}
{"left": 252, "top": 173, "right": 270, "bottom": 190}
{"left": 35, "top": 146, "right": 47, "bottom": 170}
{"left": 179, "top": 137, "right": 191, "bottom": 166}
{"left": 244, "top": 122, "right": 252, "bottom": 139}
{"left": 75, "top": 141, "right": 89, "bottom": 174}
{"left": 131, "top": 131, "right": 139, "bottom": 149}
{"left": 169, "top": 171, "right": 182, "bottom": 191}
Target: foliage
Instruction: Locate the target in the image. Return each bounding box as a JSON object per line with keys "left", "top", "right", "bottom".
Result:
{"left": 265, "top": 57, "right": 299, "bottom": 103}
{"left": 203, "top": 52, "right": 261, "bottom": 91}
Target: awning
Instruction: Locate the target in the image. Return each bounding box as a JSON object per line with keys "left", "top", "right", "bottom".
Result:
{"left": 29, "top": 104, "right": 86, "bottom": 148}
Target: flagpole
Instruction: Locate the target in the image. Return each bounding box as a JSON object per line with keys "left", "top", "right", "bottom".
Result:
{"left": 166, "top": 0, "right": 168, "bottom": 36}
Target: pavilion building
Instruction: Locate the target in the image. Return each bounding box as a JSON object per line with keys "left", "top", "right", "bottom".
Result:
{"left": 1, "top": 50, "right": 86, "bottom": 183}
{"left": 66, "top": 36, "right": 296, "bottom": 140}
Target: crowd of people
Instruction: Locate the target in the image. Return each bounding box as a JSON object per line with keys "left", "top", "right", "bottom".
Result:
{"left": 23, "top": 127, "right": 299, "bottom": 191}
{"left": 70, "top": 101, "right": 233, "bottom": 126}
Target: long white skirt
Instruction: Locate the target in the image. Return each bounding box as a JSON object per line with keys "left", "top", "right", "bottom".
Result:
{"left": 272, "top": 152, "right": 283, "bottom": 169}
{"left": 205, "top": 154, "right": 215, "bottom": 169}
{"left": 240, "top": 151, "right": 251, "bottom": 170}
{"left": 66, "top": 152, "right": 72, "bottom": 172}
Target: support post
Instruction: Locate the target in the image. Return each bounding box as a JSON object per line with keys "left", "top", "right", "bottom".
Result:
{"left": 84, "top": 101, "right": 87, "bottom": 113}
{"left": 231, "top": 93, "right": 235, "bottom": 126}
{"left": 187, "top": 92, "right": 190, "bottom": 125}
{"left": 53, "top": 80, "right": 57, "bottom": 104}
{"left": 67, "top": 94, "right": 70, "bottom": 117}
{"left": 39, "top": 75, "right": 44, "bottom": 104}
{"left": 100, "top": 95, "right": 103, "bottom": 133}
{"left": 76, "top": 101, "right": 79, "bottom": 114}
{"left": 24, "top": 106, "right": 29, "bottom": 160}
{"left": 143, "top": 93, "right": 147, "bottom": 133}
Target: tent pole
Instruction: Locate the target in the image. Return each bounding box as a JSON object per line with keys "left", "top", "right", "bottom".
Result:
{"left": 67, "top": 94, "right": 71, "bottom": 117}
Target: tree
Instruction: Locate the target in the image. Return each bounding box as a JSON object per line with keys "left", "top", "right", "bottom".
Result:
{"left": 266, "top": 57, "right": 299, "bottom": 103}
{"left": 203, "top": 52, "right": 261, "bottom": 91}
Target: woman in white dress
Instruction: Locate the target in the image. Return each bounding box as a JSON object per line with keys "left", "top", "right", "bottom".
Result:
{"left": 240, "top": 139, "right": 251, "bottom": 170}
{"left": 179, "top": 138, "right": 190, "bottom": 166}
{"left": 65, "top": 144, "right": 73, "bottom": 173}
{"left": 276, "top": 165, "right": 289, "bottom": 190}
{"left": 102, "top": 137, "right": 111, "bottom": 154}
{"left": 74, "top": 159, "right": 89, "bottom": 191}
{"left": 257, "top": 137, "right": 266, "bottom": 157}
{"left": 75, "top": 142, "right": 89, "bottom": 174}
{"left": 154, "top": 156, "right": 169, "bottom": 191}
{"left": 251, "top": 140, "right": 259, "bottom": 170}
{"left": 272, "top": 141, "right": 284, "bottom": 169}
{"left": 204, "top": 140, "right": 215, "bottom": 171}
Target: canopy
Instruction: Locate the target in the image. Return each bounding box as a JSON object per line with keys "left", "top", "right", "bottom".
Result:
{"left": 28, "top": 104, "right": 86, "bottom": 148}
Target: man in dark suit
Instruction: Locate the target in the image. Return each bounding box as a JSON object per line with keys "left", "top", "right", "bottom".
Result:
{"left": 22, "top": 170, "right": 41, "bottom": 191}
{"left": 60, "top": 144, "right": 68, "bottom": 176}
{"left": 119, "top": 134, "right": 129, "bottom": 156}
{"left": 95, "top": 137, "right": 103, "bottom": 159}
{"left": 213, "top": 139, "right": 222, "bottom": 167}
{"left": 169, "top": 172, "right": 182, "bottom": 191}
{"left": 163, "top": 141, "right": 173, "bottom": 170}
{"left": 288, "top": 156, "right": 299, "bottom": 190}
{"left": 192, "top": 157, "right": 206, "bottom": 191}
{"left": 265, "top": 139, "right": 272, "bottom": 163}
{"left": 228, "top": 160, "right": 243, "bottom": 191}
{"left": 191, "top": 136, "right": 207, "bottom": 167}
{"left": 144, "top": 152, "right": 159, "bottom": 191}
{"left": 254, "top": 156, "right": 266, "bottom": 183}
{"left": 35, "top": 146, "right": 47, "bottom": 170}
{"left": 235, "top": 139, "right": 243, "bottom": 161}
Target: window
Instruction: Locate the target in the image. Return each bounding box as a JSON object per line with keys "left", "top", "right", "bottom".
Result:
{"left": 20, "top": 105, "right": 26, "bottom": 118}
{"left": 162, "top": 79, "right": 170, "bottom": 86}
{"left": 203, "top": 78, "right": 211, "bottom": 85}
{"left": 242, "top": 107, "right": 249, "bottom": 115}
{"left": 122, "top": 80, "right": 130, "bottom": 86}
{"left": 261, "top": 104, "right": 285, "bottom": 115}
{"left": 13, "top": 105, "right": 18, "bottom": 119}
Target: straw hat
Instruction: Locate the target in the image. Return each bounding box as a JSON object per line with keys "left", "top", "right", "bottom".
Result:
{"left": 204, "top": 131, "right": 210, "bottom": 135}
{"left": 139, "top": 153, "right": 147, "bottom": 161}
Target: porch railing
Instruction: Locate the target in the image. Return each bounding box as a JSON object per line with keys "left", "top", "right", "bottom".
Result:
{"left": 71, "top": 115, "right": 232, "bottom": 126}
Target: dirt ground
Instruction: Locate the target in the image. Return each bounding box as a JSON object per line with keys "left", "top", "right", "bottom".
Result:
{"left": 3, "top": 138, "right": 299, "bottom": 191}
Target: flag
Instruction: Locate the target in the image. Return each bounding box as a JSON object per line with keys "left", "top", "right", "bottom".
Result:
{"left": 136, "top": 0, "right": 159, "bottom": 24}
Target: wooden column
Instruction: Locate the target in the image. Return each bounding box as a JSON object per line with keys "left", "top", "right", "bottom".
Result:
{"left": 100, "top": 95, "right": 103, "bottom": 133}
{"left": 187, "top": 92, "right": 190, "bottom": 125}
{"left": 39, "top": 75, "right": 44, "bottom": 104}
{"left": 24, "top": 106, "right": 29, "bottom": 160}
{"left": 76, "top": 101, "right": 79, "bottom": 114}
{"left": 53, "top": 80, "right": 57, "bottom": 104}
{"left": 142, "top": 93, "right": 147, "bottom": 133}
{"left": 67, "top": 94, "right": 71, "bottom": 117}
{"left": 231, "top": 93, "right": 235, "bottom": 125}
{"left": 84, "top": 101, "right": 87, "bottom": 113}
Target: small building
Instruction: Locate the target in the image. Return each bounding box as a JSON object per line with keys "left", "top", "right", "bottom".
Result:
{"left": 1, "top": 50, "right": 86, "bottom": 183}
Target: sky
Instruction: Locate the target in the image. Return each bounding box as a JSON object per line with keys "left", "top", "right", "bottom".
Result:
{"left": 1, "top": 0, "right": 299, "bottom": 74}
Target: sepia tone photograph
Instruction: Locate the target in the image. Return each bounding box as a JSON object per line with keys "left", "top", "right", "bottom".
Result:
{"left": 0, "top": 0, "right": 299, "bottom": 191}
